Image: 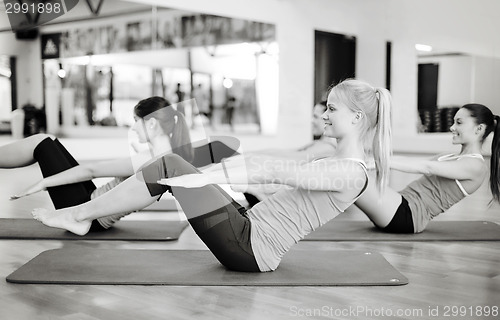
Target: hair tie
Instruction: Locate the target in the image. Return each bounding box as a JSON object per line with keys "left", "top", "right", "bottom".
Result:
{"left": 374, "top": 88, "right": 380, "bottom": 100}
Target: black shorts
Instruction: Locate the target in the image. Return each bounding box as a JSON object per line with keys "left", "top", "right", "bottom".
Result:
{"left": 33, "top": 137, "right": 97, "bottom": 208}
{"left": 140, "top": 153, "right": 260, "bottom": 272}
{"left": 379, "top": 196, "right": 414, "bottom": 234}
{"left": 89, "top": 220, "right": 108, "bottom": 232}
{"left": 188, "top": 201, "right": 260, "bottom": 272}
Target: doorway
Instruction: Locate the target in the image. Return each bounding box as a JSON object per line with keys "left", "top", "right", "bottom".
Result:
{"left": 314, "top": 31, "right": 356, "bottom": 103}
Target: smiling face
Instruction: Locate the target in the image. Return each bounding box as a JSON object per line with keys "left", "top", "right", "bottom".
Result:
{"left": 449, "top": 108, "right": 483, "bottom": 145}
{"left": 322, "top": 91, "right": 358, "bottom": 139}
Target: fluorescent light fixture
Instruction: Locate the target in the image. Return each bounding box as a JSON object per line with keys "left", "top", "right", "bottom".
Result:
{"left": 57, "top": 69, "right": 66, "bottom": 78}
{"left": 57, "top": 63, "right": 66, "bottom": 78}
{"left": 222, "top": 78, "right": 233, "bottom": 89}
{"left": 415, "top": 44, "right": 433, "bottom": 52}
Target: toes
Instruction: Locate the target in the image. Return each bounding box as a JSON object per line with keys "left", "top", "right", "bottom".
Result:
{"left": 32, "top": 208, "right": 44, "bottom": 221}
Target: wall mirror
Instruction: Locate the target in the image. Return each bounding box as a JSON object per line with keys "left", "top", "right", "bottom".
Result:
{"left": 0, "top": 54, "right": 14, "bottom": 134}
{"left": 416, "top": 46, "right": 500, "bottom": 133}
{"left": 42, "top": 5, "right": 278, "bottom": 138}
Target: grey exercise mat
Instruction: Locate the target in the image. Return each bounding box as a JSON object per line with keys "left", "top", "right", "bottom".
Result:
{"left": 0, "top": 218, "right": 188, "bottom": 241}
{"left": 6, "top": 248, "right": 408, "bottom": 286}
{"left": 304, "top": 220, "right": 500, "bottom": 241}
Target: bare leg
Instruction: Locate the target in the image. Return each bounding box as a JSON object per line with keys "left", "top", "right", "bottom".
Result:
{"left": 354, "top": 178, "right": 402, "bottom": 228}
{"left": 31, "top": 153, "right": 241, "bottom": 236}
{"left": 0, "top": 134, "right": 54, "bottom": 168}
{"left": 33, "top": 172, "right": 158, "bottom": 235}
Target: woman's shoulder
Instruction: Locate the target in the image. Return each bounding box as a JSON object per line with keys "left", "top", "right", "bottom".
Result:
{"left": 439, "top": 153, "right": 487, "bottom": 178}
{"left": 437, "top": 153, "right": 484, "bottom": 162}
{"left": 325, "top": 156, "right": 366, "bottom": 165}
{"left": 316, "top": 157, "right": 368, "bottom": 175}
{"left": 434, "top": 153, "right": 454, "bottom": 161}
{"left": 321, "top": 158, "right": 368, "bottom": 199}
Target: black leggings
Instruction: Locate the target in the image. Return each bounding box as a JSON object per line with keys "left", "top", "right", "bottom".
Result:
{"left": 33, "top": 138, "right": 105, "bottom": 231}
{"left": 142, "top": 153, "right": 261, "bottom": 272}
{"left": 188, "top": 202, "right": 260, "bottom": 272}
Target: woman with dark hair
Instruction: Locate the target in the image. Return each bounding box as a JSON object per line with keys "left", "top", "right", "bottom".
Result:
{"left": 2, "top": 96, "right": 192, "bottom": 230}
{"left": 355, "top": 103, "right": 500, "bottom": 233}
{"left": 132, "top": 96, "right": 193, "bottom": 162}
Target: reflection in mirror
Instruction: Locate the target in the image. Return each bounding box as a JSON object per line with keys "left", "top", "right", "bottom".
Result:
{"left": 417, "top": 46, "right": 500, "bottom": 133}
{"left": 41, "top": 8, "right": 278, "bottom": 137}
{"left": 0, "top": 55, "right": 14, "bottom": 134}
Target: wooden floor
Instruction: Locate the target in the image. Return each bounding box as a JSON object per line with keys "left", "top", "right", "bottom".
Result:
{"left": 0, "top": 141, "right": 499, "bottom": 320}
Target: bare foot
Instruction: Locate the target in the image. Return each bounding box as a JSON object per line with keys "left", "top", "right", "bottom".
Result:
{"left": 32, "top": 208, "right": 91, "bottom": 236}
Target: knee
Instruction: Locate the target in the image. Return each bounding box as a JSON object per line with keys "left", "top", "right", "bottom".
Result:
{"left": 31, "top": 133, "right": 55, "bottom": 150}
{"left": 165, "top": 153, "right": 195, "bottom": 167}
{"left": 163, "top": 153, "right": 183, "bottom": 164}
{"left": 164, "top": 153, "right": 181, "bottom": 160}
{"left": 30, "top": 133, "right": 55, "bottom": 144}
{"left": 31, "top": 134, "right": 57, "bottom": 158}
{"left": 162, "top": 153, "right": 198, "bottom": 176}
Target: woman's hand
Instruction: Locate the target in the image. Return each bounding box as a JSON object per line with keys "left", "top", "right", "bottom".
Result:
{"left": 11, "top": 180, "right": 47, "bottom": 200}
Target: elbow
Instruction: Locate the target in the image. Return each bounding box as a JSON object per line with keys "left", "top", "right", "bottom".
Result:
{"left": 82, "top": 165, "right": 97, "bottom": 179}
{"left": 420, "top": 162, "right": 433, "bottom": 175}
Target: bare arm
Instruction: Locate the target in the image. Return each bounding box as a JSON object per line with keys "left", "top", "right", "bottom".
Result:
{"left": 13, "top": 157, "right": 136, "bottom": 199}
{"left": 254, "top": 139, "right": 336, "bottom": 162}
{"left": 55, "top": 157, "right": 134, "bottom": 182}
{"left": 390, "top": 156, "right": 484, "bottom": 180}
{"left": 161, "top": 154, "right": 366, "bottom": 199}
{"left": 230, "top": 183, "right": 292, "bottom": 196}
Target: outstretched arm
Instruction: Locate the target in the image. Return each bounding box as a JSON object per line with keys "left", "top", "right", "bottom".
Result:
{"left": 13, "top": 157, "right": 136, "bottom": 199}
{"left": 161, "top": 154, "right": 366, "bottom": 198}
{"left": 390, "top": 156, "right": 484, "bottom": 180}
{"left": 245, "top": 139, "right": 336, "bottom": 163}
{"left": 160, "top": 154, "right": 293, "bottom": 188}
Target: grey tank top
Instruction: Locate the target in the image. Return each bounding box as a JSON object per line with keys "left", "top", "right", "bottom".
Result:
{"left": 247, "top": 158, "right": 368, "bottom": 272}
{"left": 400, "top": 153, "right": 484, "bottom": 233}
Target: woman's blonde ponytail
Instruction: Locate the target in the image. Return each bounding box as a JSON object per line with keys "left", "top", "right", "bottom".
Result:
{"left": 372, "top": 87, "right": 392, "bottom": 193}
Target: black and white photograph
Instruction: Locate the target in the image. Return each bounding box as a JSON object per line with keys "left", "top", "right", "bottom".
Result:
{"left": 0, "top": 0, "right": 499, "bottom": 319}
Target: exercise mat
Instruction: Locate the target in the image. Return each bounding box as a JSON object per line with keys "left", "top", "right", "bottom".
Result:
{"left": 304, "top": 220, "right": 500, "bottom": 241}
{"left": 6, "top": 248, "right": 408, "bottom": 286}
{"left": 0, "top": 218, "right": 188, "bottom": 241}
